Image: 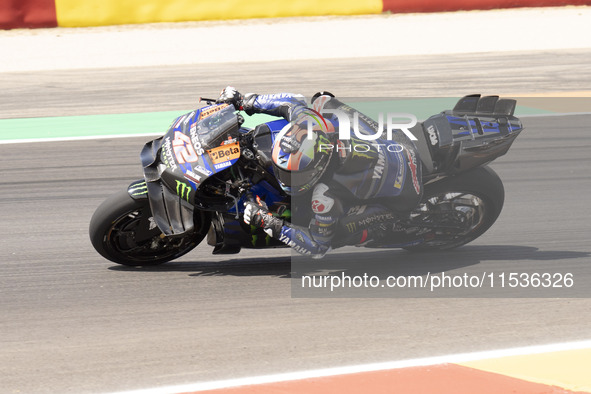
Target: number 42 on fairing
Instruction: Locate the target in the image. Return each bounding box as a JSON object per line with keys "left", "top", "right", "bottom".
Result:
{"left": 172, "top": 131, "right": 200, "bottom": 164}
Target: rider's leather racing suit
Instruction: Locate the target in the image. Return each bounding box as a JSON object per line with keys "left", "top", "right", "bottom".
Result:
{"left": 243, "top": 93, "right": 423, "bottom": 257}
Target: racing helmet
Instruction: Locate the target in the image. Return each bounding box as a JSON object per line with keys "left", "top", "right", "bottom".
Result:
{"left": 271, "top": 111, "right": 334, "bottom": 195}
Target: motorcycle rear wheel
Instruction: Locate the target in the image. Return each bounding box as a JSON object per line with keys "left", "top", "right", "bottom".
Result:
{"left": 403, "top": 165, "right": 504, "bottom": 252}
{"left": 89, "top": 190, "right": 207, "bottom": 266}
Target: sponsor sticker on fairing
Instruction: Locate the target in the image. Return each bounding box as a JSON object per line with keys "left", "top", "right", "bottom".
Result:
{"left": 394, "top": 150, "right": 405, "bottom": 189}
{"left": 184, "top": 111, "right": 195, "bottom": 125}
{"left": 406, "top": 149, "right": 421, "bottom": 195}
{"left": 189, "top": 124, "right": 205, "bottom": 156}
{"left": 199, "top": 104, "right": 229, "bottom": 120}
{"left": 208, "top": 142, "right": 240, "bottom": 165}
{"left": 162, "top": 137, "right": 177, "bottom": 170}
{"left": 427, "top": 125, "right": 439, "bottom": 145}
{"left": 173, "top": 115, "right": 187, "bottom": 129}
{"left": 192, "top": 164, "right": 213, "bottom": 177}
{"left": 184, "top": 170, "right": 202, "bottom": 184}
{"left": 213, "top": 161, "right": 233, "bottom": 171}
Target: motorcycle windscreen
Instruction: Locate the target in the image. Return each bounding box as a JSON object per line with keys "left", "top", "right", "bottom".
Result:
{"left": 162, "top": 103, "right": 241, "bottom": 178}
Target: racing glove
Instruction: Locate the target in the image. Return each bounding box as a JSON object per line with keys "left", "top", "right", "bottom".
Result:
{"left": 243, "top": 200, "right": 284, "bottom": 238}
{"left": 217, "top": 86, "right": 243, "bottom": 110}
{"left": 217, "top": 86, "right": 258, "bottom": 115}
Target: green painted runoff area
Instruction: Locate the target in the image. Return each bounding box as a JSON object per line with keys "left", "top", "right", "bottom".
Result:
{"left": 0, "top": 98, "right": 553, "bottom": 142}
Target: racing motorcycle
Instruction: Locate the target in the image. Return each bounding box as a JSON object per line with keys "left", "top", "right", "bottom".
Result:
{"left": 89, "top": 94, "right": 523, "bottom": 266}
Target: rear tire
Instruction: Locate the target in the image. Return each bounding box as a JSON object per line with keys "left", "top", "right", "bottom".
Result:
{"left": 404, "top": 166, "right": 504, "bottom": 252}
{"left": 89, "top": 190, "right": 207, "bottom": 266}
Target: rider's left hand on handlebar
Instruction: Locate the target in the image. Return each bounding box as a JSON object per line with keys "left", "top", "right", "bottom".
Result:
{"left": 217, "top": 86, "right": 243, "bottom": 110}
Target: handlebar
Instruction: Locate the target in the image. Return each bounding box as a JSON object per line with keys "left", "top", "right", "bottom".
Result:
{"left": 199, "top": 97, "right": 218, "bottom": 104}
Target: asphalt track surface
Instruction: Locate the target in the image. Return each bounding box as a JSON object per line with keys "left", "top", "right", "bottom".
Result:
{"left": 1, "top": 50, "right": 590, "bottom": 393}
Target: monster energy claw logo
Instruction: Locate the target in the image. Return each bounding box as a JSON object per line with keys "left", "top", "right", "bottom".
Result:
{"left": 345, "top": 222, "right": 357, "bottom": 233}
{"left": 175, "top": 180, "right": 192, "bottom": 201}
{"left": 129, "top": 181, "right": 148, "bottom": 196}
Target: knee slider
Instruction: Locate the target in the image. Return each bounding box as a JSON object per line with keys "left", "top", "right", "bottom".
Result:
{"left": 311, "top": 183, "right": 335, "bottom": 214}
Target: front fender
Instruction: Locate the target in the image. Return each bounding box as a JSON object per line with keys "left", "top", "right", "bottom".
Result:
{"left": 127, "top": 180, "right": 148, "bottom": 200}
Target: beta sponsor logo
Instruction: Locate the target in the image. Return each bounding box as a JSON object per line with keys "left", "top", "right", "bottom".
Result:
{"left": 427, "top": 125, "right": 439, "bottom": 145}
{"left": 208, "top": 142, "right": 240, "bottom": 164}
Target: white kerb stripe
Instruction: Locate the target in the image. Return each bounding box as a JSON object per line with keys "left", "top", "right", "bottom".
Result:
{"left": 109, "top": 339, "right": 591, "bottom": 394}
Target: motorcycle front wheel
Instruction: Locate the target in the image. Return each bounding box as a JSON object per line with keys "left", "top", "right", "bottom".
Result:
{"left": 89, "top": 190, "right": 208, "bottom": 266}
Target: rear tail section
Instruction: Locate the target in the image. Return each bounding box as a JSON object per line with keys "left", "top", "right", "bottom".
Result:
{"left": 415, "top": 95, "right": 523, "bottom": 176}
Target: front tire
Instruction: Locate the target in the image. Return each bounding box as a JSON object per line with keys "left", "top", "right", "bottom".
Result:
{"left": 89, "top": 190, "right": 207, "bottom": 266}
{"left": 404, "top": 166, "right": 504, "bottom": 252}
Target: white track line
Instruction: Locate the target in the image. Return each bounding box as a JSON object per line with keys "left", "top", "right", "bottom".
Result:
{"left": 0, "top": 133, "right": 162, "bottom": 145}
{"left": 109, "top": 339, "right": 591, "bottom": 394}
